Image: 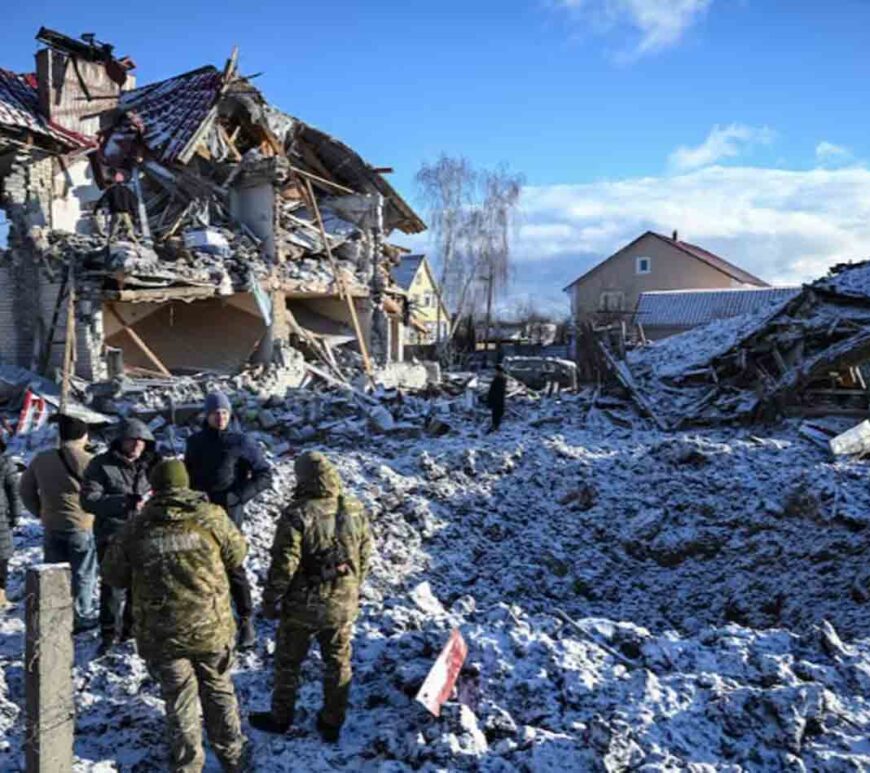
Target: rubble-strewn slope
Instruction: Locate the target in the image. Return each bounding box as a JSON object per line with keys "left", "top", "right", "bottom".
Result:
{"left": 2, "top": 397, "right": 870, "bottom": 770}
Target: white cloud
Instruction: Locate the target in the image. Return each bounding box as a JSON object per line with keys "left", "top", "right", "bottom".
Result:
{"left": 815, "top": 141, "right": 852, "bottom": 166}
{"left": 557, "top": 0, "right": 713, "bottom": 59}
{"left": 408, "top": 161, "right": 870, "bottom": 317}
{"left": 669, "top": 124, "right": 775, "bottom": 171}
{"left": 510, "top": 165, "right": 870, "bottom": 312}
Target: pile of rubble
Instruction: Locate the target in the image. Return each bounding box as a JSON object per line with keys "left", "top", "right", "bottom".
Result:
{"left": 617, "top": 261, "right": 870, "bottom": 429}
{"left": 2, "top": 391, "right": 870, "bottom": 770}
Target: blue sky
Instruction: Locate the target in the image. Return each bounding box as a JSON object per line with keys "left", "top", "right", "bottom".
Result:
{"left": 4, "top": 1, "right": 870, "bottom": 314}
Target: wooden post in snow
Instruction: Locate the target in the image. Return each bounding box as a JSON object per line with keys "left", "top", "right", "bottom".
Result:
{"left": 25, "top": 564, "right": 74, "bottom": 772}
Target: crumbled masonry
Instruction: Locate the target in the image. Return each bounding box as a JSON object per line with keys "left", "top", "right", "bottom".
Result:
{"left": 1, "top": 376, "right": 870, "bottom": 770}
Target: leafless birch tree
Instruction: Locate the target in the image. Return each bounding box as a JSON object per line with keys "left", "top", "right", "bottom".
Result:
{"left": 416, "top": 156, "right": 523, "bottom": 357}
{"left": 414, "top": 155, "right": 475, "bottom": 343}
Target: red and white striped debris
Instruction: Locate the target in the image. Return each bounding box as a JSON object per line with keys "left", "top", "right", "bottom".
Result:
{"left": 415, "top": 628, "right": 468, "bottom": 717}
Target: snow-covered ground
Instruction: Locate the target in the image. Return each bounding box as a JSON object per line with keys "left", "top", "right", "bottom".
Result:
{"left": 2, "top": 394, "right": 870, "bottom": 771}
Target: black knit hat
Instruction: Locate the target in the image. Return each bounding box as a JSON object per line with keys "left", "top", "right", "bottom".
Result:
{"left": 55, "top": 414, "right": 88, "bottom": 442}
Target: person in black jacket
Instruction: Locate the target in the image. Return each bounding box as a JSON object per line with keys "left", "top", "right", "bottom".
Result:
{"left": 95, "top": 171, "right": 139, "bottom": 244}
{"left": 185, "top": 391, "right": 272, "bottom": 650}
{"left": 486, "top": 364, "right": 508, "bottom": 433}
{"left": 82, "top": 418, "right": 157, "bottom": 653}
{"left": 0, "top": 435, "right": 22, "bottom": 610}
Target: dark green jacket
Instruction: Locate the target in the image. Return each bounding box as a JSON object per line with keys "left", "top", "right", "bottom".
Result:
{"left": 102, "top": 488, "right": 247, "bottom": 661}
{"left": 263, "top": 452, "right": 371, "bottom": 628}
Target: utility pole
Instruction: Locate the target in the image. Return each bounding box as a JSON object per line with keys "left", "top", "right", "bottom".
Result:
{"left": 483, "top": 265, "right": 494, "bottom": 369}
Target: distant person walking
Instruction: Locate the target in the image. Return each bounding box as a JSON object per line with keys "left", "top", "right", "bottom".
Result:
{"left": 251, "top": 451, "right": 371, "bottom": 743}
{"left": 19, "top": 414, "right": 97, "bottom": 630}
{"left": 486, "top": 364, "right": 507, "bottom": 433}
{"left": 102, "top": 459, "right": 249, "bottom": 772}
{"left": 0, "top": 433, "right": 22, "bottom": 610}
{"left": 185, "top": 391, "right": 272, "bottom": 651}
{"left": 82, "top": 418, "right": 157, "bottom": 654}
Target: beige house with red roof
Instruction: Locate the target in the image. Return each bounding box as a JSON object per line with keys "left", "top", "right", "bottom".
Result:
{"left": 563, "top": 231, "right": 768, "bottom": 327}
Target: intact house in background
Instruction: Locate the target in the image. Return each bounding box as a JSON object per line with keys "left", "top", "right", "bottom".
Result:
{"left": 391, "top": 254, "right": 450, "bottom": 345}
{"left": 562, "top": 231, "right": 769, "bottom": 333}
{"left": 633, "top": 286, "right": 802, "bottom": 341}
{"left": 0, "top": 28, "right": 426, "bottom": 387}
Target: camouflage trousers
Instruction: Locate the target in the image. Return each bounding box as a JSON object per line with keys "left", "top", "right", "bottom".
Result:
{"left": 149, "top": 649, "right": 246, "bottom": 773}
{"left": 272, "top": 618, "right": 354, "bottom": 728}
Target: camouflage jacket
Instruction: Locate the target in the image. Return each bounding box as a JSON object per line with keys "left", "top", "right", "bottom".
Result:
{"left": 263, "top": 453, "right": 371, "bottom": 628}
{"left": 102, "top": 488, "right": 247, "bottom": 661}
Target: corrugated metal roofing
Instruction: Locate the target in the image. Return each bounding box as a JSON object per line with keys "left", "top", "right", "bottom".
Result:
{"left": 0, "top": 68, "right": 88, "bottom": 149}
{"left": 635, "top": 286, "right": 801, "bottom": 329}
{"left": 117, "top": 65, "right": 224, "bottom": 164}
{"left": 392, "top": 254, "right": 424, "bottom": 290}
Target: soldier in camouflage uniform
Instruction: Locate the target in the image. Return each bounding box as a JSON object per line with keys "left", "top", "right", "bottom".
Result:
{"left": 250, "top": 451, "right": 371, "bottom": 742}
{"left": 102, "top": 459, "right": 249, "bottom": 772}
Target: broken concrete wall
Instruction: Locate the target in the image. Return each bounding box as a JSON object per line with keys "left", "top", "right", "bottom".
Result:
{"left": 0, "top": 150, "right": 54, "bottom": 369}
{"left": 39, "top": 283, "right": 106, "bottom": 381}
{"left": 371, "top": 361, "right": 429, "bottom": 390}
{"left": 50, "top": 156, "right": 100, "bottom": 234}
{"left": 230, "top": 179, "right": 275, "bottom": 259}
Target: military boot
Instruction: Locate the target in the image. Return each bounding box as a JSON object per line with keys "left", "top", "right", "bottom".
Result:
{"left": 316, "top": 713, "right": 341, "bottom": 743}
{"left": 249, "top": 711, "right": 292, "bottom": 735}
{"left": 97, "top": 636, "right": 118, "bottom": 657}
{"left": 237, "top": 617, "right": 256, "bottom": 651}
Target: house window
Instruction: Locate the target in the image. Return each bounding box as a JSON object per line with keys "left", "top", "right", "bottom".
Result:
{"left": 599, "top": 291, "right": 625, "bottom": 312}
{"left": 636, "top": 256, "right": 651, "bottom": 275}
{"left": 423, "top": 293, "right": 433, "bottom": 308}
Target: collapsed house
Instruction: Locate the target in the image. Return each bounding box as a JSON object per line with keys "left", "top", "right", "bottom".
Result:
{"left": 0, "top": 28, "right": 427, "bottom": 386}
{"left": 611, "top": 261, "right": 870, "bottom": 429}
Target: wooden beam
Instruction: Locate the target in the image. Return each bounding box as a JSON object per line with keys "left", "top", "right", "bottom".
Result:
{"left": 299, "top": 175, "right": 373, "bottom": 376}
{"left": 289, "top": 166, "right": 355, "bottom": 196}
{"left": 105, "top": 304, "right": 172, "bottom": 377}
{"left": 60, "top": 274, "right": 76, "bottom": 414}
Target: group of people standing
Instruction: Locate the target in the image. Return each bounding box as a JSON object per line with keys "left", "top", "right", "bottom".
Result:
{"left": 0, "top": 391, "right": 371, "bottom": 772}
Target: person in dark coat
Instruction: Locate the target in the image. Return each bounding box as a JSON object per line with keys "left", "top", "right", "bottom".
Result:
{"left": 185, "top": 391, "right": 272, "bottom": 651}
{"left": 486, "top": 364, "right": 508, "bottom": 433}
{"left": 95, "top": 171, "right": 139, "bottom": 243}
{"left": 82, "top": 418, "right": 157, "bottom": 653}
{"left": 0, "top": 435, "right": 22, "bottom": 610}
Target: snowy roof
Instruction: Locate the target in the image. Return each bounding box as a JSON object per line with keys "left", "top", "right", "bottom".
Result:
{"left": 635, "top": 286, "right": 801, "bottom": 329}
{"left": 563, "top": 231, "right": 768, "bottom": 291}
{"left": 392, "top": 254, "right": 425, "bottom": 290}
{"left": 0, "top": 69, "right": 90, "bottom": 150}
{"left": 813, "top": 261, "right": 870, "bottom": 300}
{"left": 117, "top": 65, "right": 224, "bottom": 164}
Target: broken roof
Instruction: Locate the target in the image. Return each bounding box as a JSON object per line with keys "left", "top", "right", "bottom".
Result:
{"left": 635, "top": 286, "right": 800, "bottom": 330}
{"left": 0, "top": 69, "right": 91, "bottom": 151}
{"left": 116, "top": 65, "right": 225, "bottom": 164}
{"left": 392, "top": 254, "right": 425, "bottom": 290}
{"left": 563, "top": 231, "right": 768, "bottom": 291}
{"left": 297, "top": 124, "right": 425, "bottom": 235}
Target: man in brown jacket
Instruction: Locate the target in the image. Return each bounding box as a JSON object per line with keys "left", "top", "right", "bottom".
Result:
{"left": 19, "top": 415, "right": 97, "bottom": 631}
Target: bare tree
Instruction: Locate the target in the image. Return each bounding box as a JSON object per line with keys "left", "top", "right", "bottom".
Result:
{"left": 415, "top": 155, "right": 475, "bottom": 343}
{"left": 416, "top": 157, "right": 523, "bottom": 363}
{"left": 477, "top": 167, "right": 524, "bottom": 363}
